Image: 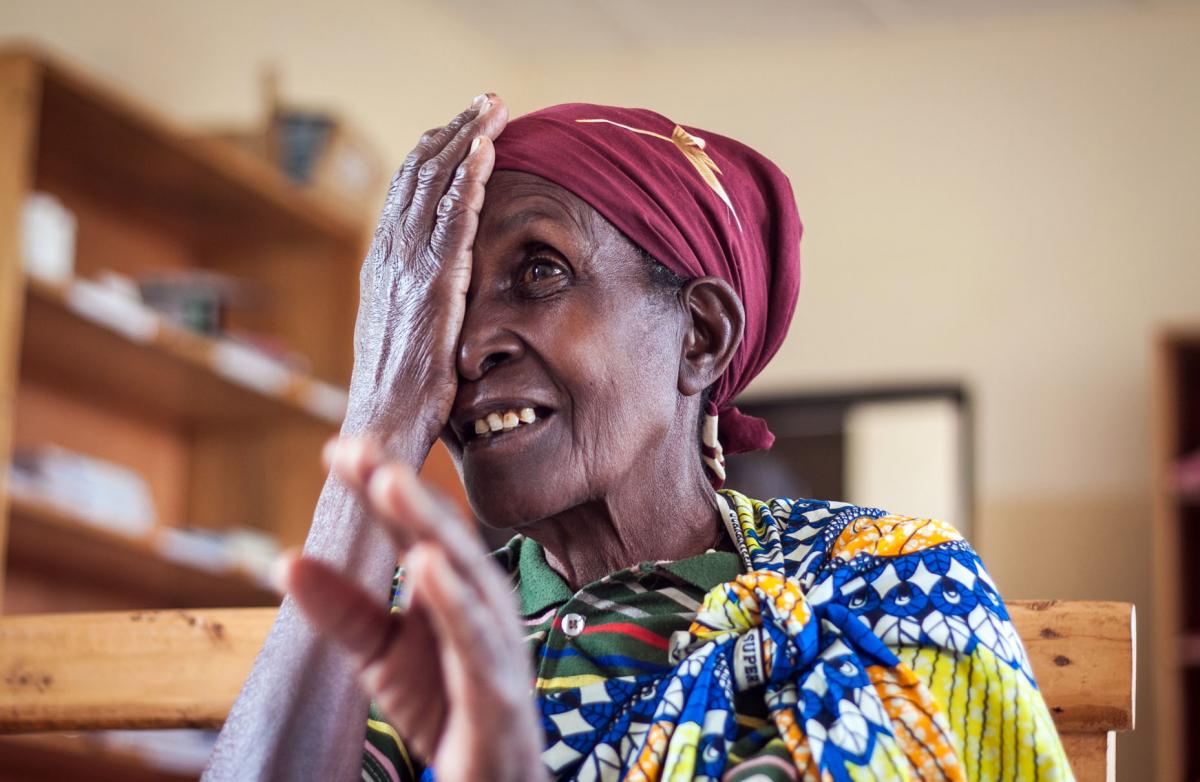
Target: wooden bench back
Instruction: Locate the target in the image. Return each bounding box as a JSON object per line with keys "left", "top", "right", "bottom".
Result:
{"left": 0, "top": 600, "right": 1134, "bottom": 781}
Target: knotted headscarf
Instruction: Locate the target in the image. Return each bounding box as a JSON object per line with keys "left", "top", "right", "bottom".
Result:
{"left": 493, "top": 104, "right": 802, "bottom": 483}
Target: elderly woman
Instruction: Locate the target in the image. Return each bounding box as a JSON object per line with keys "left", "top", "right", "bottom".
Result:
{"left": 206, "top": 95, "right": 1070, "bottom": 781}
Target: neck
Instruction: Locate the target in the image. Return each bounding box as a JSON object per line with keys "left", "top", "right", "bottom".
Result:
{"left": 522, "top": 435, "right": 723, "bottom": 591}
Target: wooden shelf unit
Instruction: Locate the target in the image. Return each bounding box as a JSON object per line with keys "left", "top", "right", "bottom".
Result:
{"left": 0, "top": 44, "right": 379, "bottom": 782}
{"left": 0, "top": 44, "right": 487, "bottom": 781}
{"left": 1152, "top": 325, "right": 1200, "bottom": 781}
{"left": 0, "top": 44, "right": 358, "bottom": 773}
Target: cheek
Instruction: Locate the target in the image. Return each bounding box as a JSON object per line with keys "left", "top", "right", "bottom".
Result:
{"left": 460, "top": 294, "right": 683, "bottom": 528}
{"left": 547, "top": 308, "right": 681, "bottom": 477}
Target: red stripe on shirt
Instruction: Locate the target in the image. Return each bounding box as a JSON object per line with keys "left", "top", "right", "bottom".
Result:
{"left": 582, "top": 622, "right": 670, "bottom": 650}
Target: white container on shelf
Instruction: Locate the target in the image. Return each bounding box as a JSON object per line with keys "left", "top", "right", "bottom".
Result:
{"left": 21, "top": 192, "right": 77, "bottom": 282}
{"left": 7, "top": 444, "right": 158, "bottom": 536}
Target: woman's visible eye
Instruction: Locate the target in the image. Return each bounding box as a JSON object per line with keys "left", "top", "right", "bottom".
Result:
{"left": 519, "top": 257, "right": 568, "bottom": 286}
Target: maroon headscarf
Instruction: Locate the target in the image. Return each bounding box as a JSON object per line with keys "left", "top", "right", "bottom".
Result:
{"left": 493, "top": 103, "right": 802, "bottom": 465}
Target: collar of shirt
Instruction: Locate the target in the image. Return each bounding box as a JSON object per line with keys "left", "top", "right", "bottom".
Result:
{"left": 508, "top": 536, "right": 744, "bottom": 618}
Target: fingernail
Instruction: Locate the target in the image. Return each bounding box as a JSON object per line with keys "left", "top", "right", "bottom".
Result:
{"left": 470, "top": 136, "right": 483, "bottom": 154}
{"left": 394, "top": 575, "right": 414, "bottom": 613}
{"left": 368, "top": 462, "right": 411, "bottom": 508}
{"left": 369, "top": 464, "right": 439, "bottom": 533}
{"left": 471, "top": 93, "right": 487, "bottom": 110}
{"left": 269, "top": 551, "right": 296, "bottom": 595}
{"left": 335, "top": 437, "right": 382, "bottom": 487}
{"left": 321, "top": 436, "right": 339, "bottom": 468}
{"left": 404, "top": 545, "right": 429, "bottom": 584}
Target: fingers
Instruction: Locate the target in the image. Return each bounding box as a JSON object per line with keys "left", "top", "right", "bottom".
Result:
{"left": 324, "top": 437, "right": 485, "bottom": 566}
{"left": 410, "top": 546, "right": 528, "bottom": 702}
{"left": 428, "top": 135, "right": 494, "bottom": 264}
{"left": 284, "top": 545, "right": 447, "bottom": 754}
{"left": 402, "top": 95, "right": 509, "bottom": 243}
{"left": 364, "top": 461, "right": 494, "bottom": 579}
{"left": 409, "top": 546, "right": 546, "bottom": 780}
{"left": 324, "top": 435, "right": 417, "bottom": 552}
{"left": 323, "top": 435, "right": 385, "bottom": 493}
{"left": 316, "top": 436, "right": 540, "bottom": 770}
{"left": 324, "top": 436, "right": 514, "bottom": 614}
{"left": 378, "top": 95, "right": 488, "bottom": 231}
{"left": 283, "top": 552, "right": 398, "bottom": 666}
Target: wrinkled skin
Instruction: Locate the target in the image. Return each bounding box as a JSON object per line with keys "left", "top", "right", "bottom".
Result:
{"left": 444, "top": 172, "right": 706, "bottom": 527}
{"left": 343, "top": 94, "right": 507, "bottom": 449}
{"left": 280, "top": 93, "right": 745, "bottom": 781}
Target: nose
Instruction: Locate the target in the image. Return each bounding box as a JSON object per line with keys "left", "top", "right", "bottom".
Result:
{"left": 456, "top": 297, "right": 524, "bottom": 381}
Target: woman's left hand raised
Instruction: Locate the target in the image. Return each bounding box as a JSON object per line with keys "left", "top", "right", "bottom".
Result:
{"left": 280, "top": 437, "right": 547, "bottom": 782}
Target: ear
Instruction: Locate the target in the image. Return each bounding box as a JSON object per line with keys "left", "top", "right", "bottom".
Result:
{"left": 677, "top": 276, "right": 744, "bottom": 397}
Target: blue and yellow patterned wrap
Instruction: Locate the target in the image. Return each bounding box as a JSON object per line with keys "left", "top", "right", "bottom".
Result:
{"left": 366, "top": 489, "right": 1072, "bottom": 781}
{"left": 533, "top": 490, "right": 1071, "bottom": 781}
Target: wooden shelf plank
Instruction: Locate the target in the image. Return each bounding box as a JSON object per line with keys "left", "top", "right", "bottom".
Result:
{"left": 0, "top": 607, "right": 271, "bottom": 733}
{"left": 0, "top": 45, "right": 367, "bottom": 250}
{"left": 5, "top": 495, "right": 279, "bottom": 610}
{"left": 20, "top": 276, "right": 346, "bottom": 427}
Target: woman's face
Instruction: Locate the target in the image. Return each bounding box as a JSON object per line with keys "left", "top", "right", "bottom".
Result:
{"left": 440, "top": 170, "right": 689, "bottom": 528}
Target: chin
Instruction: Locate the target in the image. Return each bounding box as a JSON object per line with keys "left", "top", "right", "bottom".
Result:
{"left": 452, "top": 413, "right": 580, "bottom": 528}
{"left": 465, "top": 479, "right": 561, "bottom": 530}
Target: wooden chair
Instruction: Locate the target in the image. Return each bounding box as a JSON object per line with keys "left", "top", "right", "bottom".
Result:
{"left": 0, "top": 600, "right": 1135, "bottom": 781}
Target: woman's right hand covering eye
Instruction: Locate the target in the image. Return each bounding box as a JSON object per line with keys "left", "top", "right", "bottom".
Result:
{"left": 344, "top": 94, "right": 508, "bottom": 452}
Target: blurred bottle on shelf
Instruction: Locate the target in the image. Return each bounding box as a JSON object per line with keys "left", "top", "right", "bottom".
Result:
{"left": 137, "top": 270, "right": 249, "bottom": 337}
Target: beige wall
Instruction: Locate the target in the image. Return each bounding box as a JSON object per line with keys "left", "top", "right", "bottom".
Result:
{"left": 5, "top": 1, "right": 1198, "bottom": 775}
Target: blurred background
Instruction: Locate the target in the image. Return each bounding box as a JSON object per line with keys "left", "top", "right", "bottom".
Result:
{"left": 0, "top": 0, "right": 1196, "bottom": 778}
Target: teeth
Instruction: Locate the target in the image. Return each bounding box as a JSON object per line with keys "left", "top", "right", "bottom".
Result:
{"left": 471, "top": 407, "right": 543, "bottom": 440}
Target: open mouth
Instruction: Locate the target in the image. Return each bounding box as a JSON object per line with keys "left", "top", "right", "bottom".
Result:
{"left": 463, "top": 406, "right": 555, "bottom": 446}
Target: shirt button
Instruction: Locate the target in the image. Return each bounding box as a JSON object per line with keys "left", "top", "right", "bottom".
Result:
{"left": 561, "top": 612, "right": 586, "bottom": 637}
